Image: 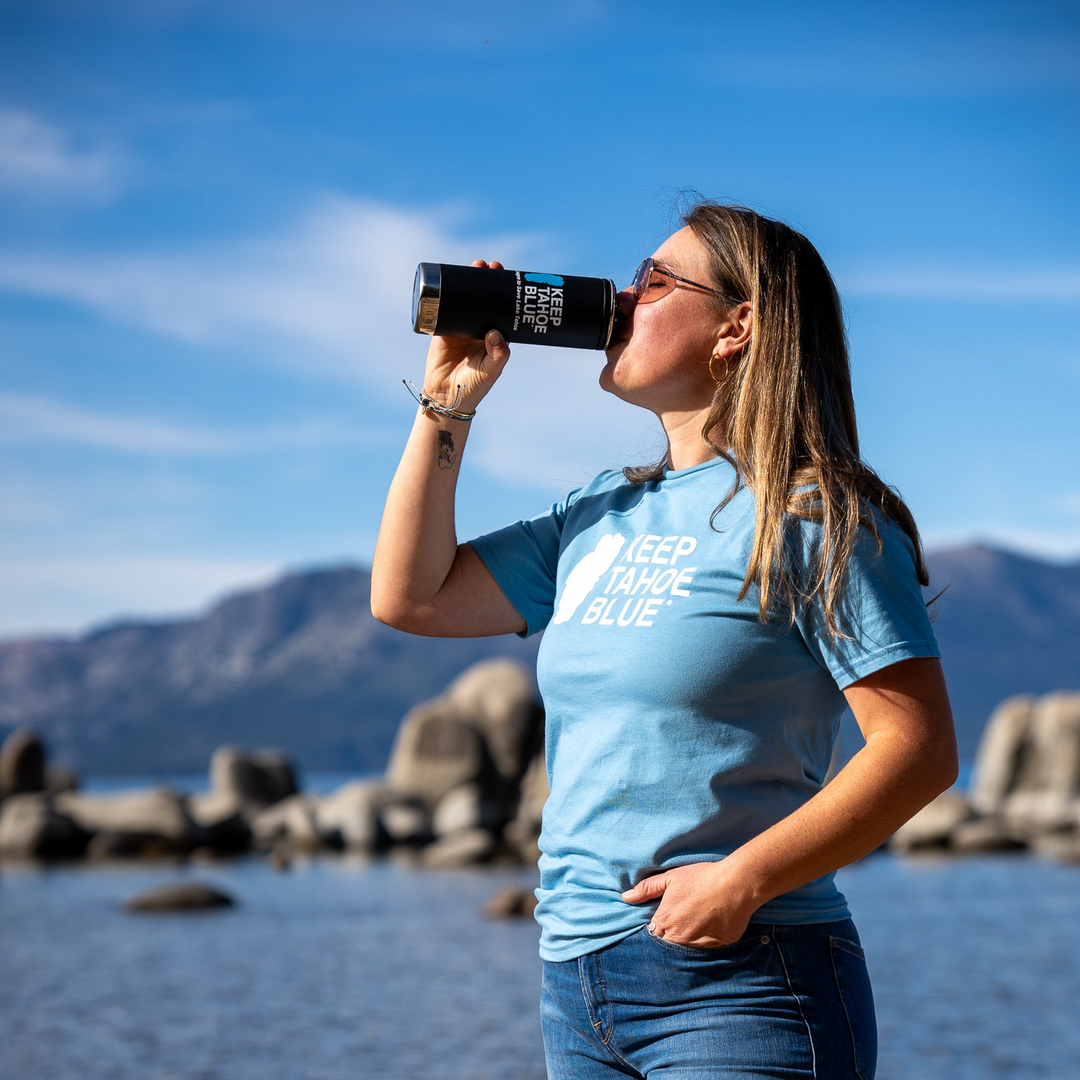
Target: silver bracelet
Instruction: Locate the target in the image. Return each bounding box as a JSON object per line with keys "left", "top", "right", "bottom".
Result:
{"left": 403, "top": 379, "right": 477, "bottom": 422}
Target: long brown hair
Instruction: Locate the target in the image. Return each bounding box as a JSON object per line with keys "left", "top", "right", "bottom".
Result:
{"left": 625, "top": 202, "right": 929, "bottom": 635}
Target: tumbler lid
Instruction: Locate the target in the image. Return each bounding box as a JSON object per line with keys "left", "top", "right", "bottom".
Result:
{"left": 412, "top": 263, "right": 441, "bottom": 335}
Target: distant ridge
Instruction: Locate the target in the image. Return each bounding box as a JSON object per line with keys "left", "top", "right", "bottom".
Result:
{"left": 925, "top": 543, "right": 1080, "bottom": 756}
{"left": 0, "top": 566, "right": 538, "bottom": 776}
{"left": 0, "top": 544, "right": 1075, "bottom": 775}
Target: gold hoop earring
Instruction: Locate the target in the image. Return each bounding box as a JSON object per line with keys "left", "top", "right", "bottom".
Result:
{"left": 708, "top": 354, "right": 729, "bottom": 383}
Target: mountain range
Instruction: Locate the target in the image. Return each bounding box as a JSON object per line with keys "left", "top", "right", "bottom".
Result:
{"left": 922, "top": 544, "right": 1080, "bottom": 752}
{"left": 0, "top": 544, "right": 1076, "bottom": 776}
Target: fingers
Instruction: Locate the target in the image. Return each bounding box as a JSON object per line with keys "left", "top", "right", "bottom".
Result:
{"left": 469, "top": 259, "right": 505, "bottom": 270}
{"left": 626, "top": 862, "right": 756, "bottom": 947}
{"left": 621, "top": 874, "right": 668, "bottom": 904}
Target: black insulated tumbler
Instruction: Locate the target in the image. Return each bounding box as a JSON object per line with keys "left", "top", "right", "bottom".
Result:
{"left": 412, "top": 263, "right": 616, "bottom": 350}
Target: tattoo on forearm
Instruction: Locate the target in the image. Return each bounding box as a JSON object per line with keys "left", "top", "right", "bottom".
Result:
{"left": 437, "top": 429, "right": 457, "bottom": 470}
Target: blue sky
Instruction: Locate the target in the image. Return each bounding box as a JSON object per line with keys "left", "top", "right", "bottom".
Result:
{"left": 0, "top": 0, "right": 1077, "bottom": 637}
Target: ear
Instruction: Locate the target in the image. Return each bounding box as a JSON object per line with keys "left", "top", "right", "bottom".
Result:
{"left": 712, "top": 302, "right": 753, "bottom": 362}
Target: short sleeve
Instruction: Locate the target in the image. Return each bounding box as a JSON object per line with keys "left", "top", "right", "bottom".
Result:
{"left": 793, "top": 516, "right": 941, "bottom": 689}
{"left": 468, "top": 492, "right": 578, "bottom": 637}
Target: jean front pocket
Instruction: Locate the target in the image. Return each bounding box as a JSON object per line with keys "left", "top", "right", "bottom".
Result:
{"left": 645, "top": 924, "right": 773, "bottom": 958}
{"left": 829, "top": 935, "right": 877, "bottom": 1079}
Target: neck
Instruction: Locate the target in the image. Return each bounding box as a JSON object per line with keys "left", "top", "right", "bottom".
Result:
{"left": 661, "top": 409, "right": 722, "bottom": 472}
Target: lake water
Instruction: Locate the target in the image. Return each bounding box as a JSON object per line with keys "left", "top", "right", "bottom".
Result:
{"left": 2, "top": 778, "right": 1078, "bottom": 1079}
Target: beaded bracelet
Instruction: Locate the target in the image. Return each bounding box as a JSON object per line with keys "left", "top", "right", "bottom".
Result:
{"left": 403, "top": 379, "right": 477, "bottom": 422}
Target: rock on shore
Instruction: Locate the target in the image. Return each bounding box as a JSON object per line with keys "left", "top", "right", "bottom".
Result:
{"left": 0, "top": 658, "right": 547, "bottom": 870}
{"left": 6, "top": 664, "right": 1075, "bottom": 869}
{"left": 890, "top": 691, "right": 1080, "bottom": 856}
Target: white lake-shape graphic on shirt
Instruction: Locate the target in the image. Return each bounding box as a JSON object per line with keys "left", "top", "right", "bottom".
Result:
{"left": 553, "top": 531, "right": 702, "bottom": 629}
{"left": 552, "top": 533, "right": 625, "bottom": 624}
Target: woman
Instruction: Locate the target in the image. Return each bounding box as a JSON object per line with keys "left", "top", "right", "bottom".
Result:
{"left": 371, "top": 202, "right": 958, "bottom": 1079}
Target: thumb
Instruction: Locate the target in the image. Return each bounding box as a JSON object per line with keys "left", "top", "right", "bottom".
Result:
{"left": 621, "top": 875, "right": 668, "bottom": 904}
{"left": 485, "top": 329, "right": 510, "bottom": 364}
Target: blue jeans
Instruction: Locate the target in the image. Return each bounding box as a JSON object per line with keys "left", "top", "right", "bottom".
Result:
{"left": 541, "top": 920, "right": 876, "bottom": 1079}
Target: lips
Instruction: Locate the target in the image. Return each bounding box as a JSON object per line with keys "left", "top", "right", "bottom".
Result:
{"left": 610, "top": 307, "right": 634, "bottom": 345}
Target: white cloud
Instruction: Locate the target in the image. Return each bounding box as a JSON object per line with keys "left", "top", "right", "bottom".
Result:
{"left": 0, "top": 195, "right": 539, "bottom": 382}
{"left": 0, "top": 194, "right": 652, "bottom": 489}
{"left": 0, "top": 475, "right": 72, "bottom": 528}
{"left": 0, "top": 388, "right": 375, "bottom": 454}
{"left": 0, "top": 108, "right": 125, "bottom": 199}
{"left": 839, "top": 265, "right": 1080, "bottom": 303}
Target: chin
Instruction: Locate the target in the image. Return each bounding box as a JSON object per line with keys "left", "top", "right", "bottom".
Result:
{"left": 598, "top": 363, "right": 616, "bottom": 395}
{"left": 598, "top": 366, "right": 639, "bottom": 407}
{"left": 599, "top": 343, "right": 621, "bottom": 388}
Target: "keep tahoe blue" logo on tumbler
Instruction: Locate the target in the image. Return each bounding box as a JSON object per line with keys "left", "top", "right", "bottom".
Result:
{"left": 412, "top": 263, "right": 615, "bottom": 350}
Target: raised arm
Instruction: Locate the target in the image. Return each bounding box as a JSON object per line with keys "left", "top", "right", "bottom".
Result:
{"left": 370, "top": 261, "right": 527, "bottom": 638}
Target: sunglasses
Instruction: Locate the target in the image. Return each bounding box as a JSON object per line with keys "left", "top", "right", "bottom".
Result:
{"left": 630, "top": 257, "right": 726, "bottom": 305}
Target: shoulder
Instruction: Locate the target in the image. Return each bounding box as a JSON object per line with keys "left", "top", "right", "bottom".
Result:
{"left": 786, "top": 499, "right": 918, "bottom": 563}
{"left": 851, "top": 505, "right": 921, "bottom": 573}
{"left": 782, "top": 501, "right": 926, "bottom": 630}
{"left": 789, "top": 503, "right": 938, "bottom": 683}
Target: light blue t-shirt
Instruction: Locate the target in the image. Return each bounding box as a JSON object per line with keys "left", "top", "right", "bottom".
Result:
{"left": 470, "top": 456, "right": 939, "bottom": 962}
